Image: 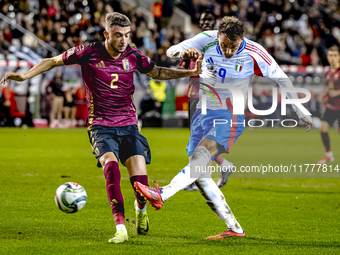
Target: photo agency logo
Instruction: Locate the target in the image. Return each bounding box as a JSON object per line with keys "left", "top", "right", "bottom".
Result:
{"left": 198, "top": 82, "right": 312, "bottom": 128}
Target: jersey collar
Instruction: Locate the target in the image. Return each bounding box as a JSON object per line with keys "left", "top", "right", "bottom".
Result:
{"left": 236, "top": 39, "right": 246, "bottom": 55}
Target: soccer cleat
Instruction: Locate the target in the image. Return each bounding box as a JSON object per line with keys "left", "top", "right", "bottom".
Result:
{"left": 108, "top": 230, "right": 128, "bottom": 243}
{"left": 134, "top": 181, "right": 164, "bottom": 210}
{"left": 134, "top": 200, "right": 149, "bottom": 235}
{"left": 184, "top": 182, "right": 199, "bottom": 191}
{"left": 317, "top": 154, "right": 334, "bottom": 164}
{"left": 206, "top": 229, "right": 245, "bottom": 239}
{"left": 217, "top": 161, "right": 234, "bottom": 188}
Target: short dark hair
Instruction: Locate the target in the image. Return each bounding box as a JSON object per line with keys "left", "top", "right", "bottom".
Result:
{"left": 200, "top": 9, "right": 216, "bottom": 20}
{"left": 105, "top": 12, "right": 131, "bottom": 30}
{"left": 328, "top": 45, "right": 339, "bottom": 53}
{"left": 218, "top": 16, "right": 245, "bottom": 41}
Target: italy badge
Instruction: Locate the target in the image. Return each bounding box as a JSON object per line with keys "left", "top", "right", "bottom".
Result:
{"left": 235, "top": 59, "right": 244, "bottom": 72}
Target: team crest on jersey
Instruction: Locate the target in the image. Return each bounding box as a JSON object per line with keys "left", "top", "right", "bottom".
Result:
{"left": 235, "top": 59, "right": 244, "bottom": 72}
{"left": 67, "top": 47, "right": 75, "bottom": 57}
{"left": 147, "top": 57, "right": 151, "bottom": 64}
{"left": 122, "top": 58, "right": 130, "bottom": 70}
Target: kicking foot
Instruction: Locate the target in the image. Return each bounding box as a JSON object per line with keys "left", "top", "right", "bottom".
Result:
{"left": 134, "top": 200, "right": 149, "bottom": 235}
{"left": 206, "top": 229, "right": 245, "bottom": 239}
{"left": 217, "top": 161, "right": 234, "bottom": 188}
{"left": 134, "top": 181, "right": 164, "bottom": 210}
{"left": 108, "top": 230, "right": 128, "bottom": 243}
{"left": 317, "top": 154, "right": 334, "bottom": 164}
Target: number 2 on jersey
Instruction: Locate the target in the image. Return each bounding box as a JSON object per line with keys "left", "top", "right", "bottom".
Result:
{"left": 110, "top": 74, "right": 118, "bottom": 89}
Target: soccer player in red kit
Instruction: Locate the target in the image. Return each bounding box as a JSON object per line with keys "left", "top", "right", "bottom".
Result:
{"left": 1, "top": 12, "right": 202, "bottom": 243}
{"left": 317, "top": 46, "right": 340, "bottom": 164}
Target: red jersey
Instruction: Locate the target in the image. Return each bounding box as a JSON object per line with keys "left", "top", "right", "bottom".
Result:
{"left": 62, "top": 42, "right": 155, "bottom": 127}
{"left": 325, "top": 68, "right": 340, "bottom": 111}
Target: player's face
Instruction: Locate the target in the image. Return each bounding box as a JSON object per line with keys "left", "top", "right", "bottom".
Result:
{"left": 105, "top": 25, "right": 131, "bottom": 53}
{"left": 199, "top": 13, "right": 216, "bottom": 31}
{"left": 327, "top": 50, "right": 340, "bottom": 68}
{"left": 217, "top": 33, "right": 243, "bottom": 59}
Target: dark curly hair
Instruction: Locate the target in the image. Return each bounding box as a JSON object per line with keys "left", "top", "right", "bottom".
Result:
{"left": 218, "top": 16, "right": 245, "bottom": 41}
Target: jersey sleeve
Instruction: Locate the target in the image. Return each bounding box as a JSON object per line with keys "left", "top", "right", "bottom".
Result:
{"left": 251, "top": 44, "right": 310, "bottom": 119}
{"left": 62, "top": 44, "right": 92, "bottom": 65}
{"left": 166, "top": 31, "right": 214, "bottom": 59}
{"left": 131, "top": 49, "right": 155, "bottom": 74}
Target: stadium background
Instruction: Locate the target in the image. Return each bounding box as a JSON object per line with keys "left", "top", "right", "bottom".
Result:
{"left": 0, "top": 0, "right": 338, "bottom": 129}
{"left": 1, "top": 1, "right": 340, "bottom": 254}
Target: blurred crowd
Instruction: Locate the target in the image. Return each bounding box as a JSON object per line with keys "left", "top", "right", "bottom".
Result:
{"left": 1, "top": 0, "right": 340, "bottom": 66}
{"left": 1, "top": 0, "right": 339, "bottom": 127}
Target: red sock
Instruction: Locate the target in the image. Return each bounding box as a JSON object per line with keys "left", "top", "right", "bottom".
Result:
{"left": 214, "top": 155, "right": 224, "bottom": 165}
{"left": 130, "top": 175, "right": 148, "bottom": 209}
{"left": 103, "top": 161, "right": 125, "bottom": 225}
{"left": 321, "top": 132, "right": 331, "bottom": 151}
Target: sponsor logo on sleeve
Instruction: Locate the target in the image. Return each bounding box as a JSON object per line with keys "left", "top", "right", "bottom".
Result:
{"left": 67, "top": 47, "right": 75, "bottom": 57}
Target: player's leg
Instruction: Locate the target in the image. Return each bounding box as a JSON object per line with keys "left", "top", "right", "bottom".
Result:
{"left": 49, "top": 97, "right": 57, "bottom": 128}
{"left": 125, "top": 155, "right": 149, "bottom": 235}
{"left": 99, "top": 152, "right": 128, "bottom": 243}
{"left": 184, "top": 104, "right": 203, "bottom": 191}
{"left": 214, "top": 154, "right": 234, "bottom": 188}
{"left": 195, "top": 177, "right": 244, "bottom": 238}
{"left": 56, "top": 96, "right": 63, "bottom": 126}
{"left": 119, "top": 125, "right": 151, "bottom": 234}
{"left": 317, "top": 109, "right": 336, "bottom": 163}
{"left": 88, "top": 127, "right": 127, "bottom": 243}
{"left": 134, "top": 137, "right": 217, "bottom": 209}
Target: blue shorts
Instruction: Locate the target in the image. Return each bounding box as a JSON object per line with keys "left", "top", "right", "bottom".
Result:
{"left": 88, "top": 125, "right": 151, "bottom": 167}
{"left": 186, "top": 109, "right": 244, "bottom": 158}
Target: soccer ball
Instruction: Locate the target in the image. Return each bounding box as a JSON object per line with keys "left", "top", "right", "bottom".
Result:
{"left": 54, "top": 182, "right": 87, "bottom": 213}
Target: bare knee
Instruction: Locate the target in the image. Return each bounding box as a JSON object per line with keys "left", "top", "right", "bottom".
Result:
{"left": 100, "top": 152, "right": 118, "bottom": 168}
{"left": 320, "top": 121, "right": 329, "bottom": 133}
{"left": 197, "top": 138, "right": 218, "bottom": 156}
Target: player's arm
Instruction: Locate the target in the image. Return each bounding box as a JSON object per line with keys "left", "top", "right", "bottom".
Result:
{"left": 145, "top": 54, "right": 203, "bottom": 80}
{"left": 257, "top": 53, "right": 313, "bottom": 131}
{"left": 167, "top": 33, "right": 208, "bottom": 59}
{"left": 274, "top": 73, "right": 313, "bottom": 131}
{"left": 1, "top": 54, "right": 64, "bottom": 85}
{"left": 329, "top": 88, "right": 340, "bottom": 97}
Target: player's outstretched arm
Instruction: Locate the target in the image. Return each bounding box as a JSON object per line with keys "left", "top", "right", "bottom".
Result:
{"left": 1, "top": 54, "right": 64, "bottom": 85}
{"left": 145, "top": 54, "right": 203, "bottom": 80}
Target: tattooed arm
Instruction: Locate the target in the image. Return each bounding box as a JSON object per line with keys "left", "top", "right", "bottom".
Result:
{"left": 145, "top": 54, "right": 203, "bottom": 80}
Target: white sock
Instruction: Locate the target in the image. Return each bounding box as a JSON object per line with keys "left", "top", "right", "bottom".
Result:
{"left": 220, "top": 159, "right": 232, "bottom": 172}
{"left": 136, "top": 204, "right": 146, "bottom": 214}
{"left": 116, "top": 224, "right": 127, "bottom": 234}
{"left": 326, "top": 151, "right": 333, "bottom": 157}
{"left": 196, "top": 177, "right": 243, "bottom": 234}
{"left": 161, "top": 146, "right": 212, "bottom": 202}
{"left": 161, "top": 165, "right": 197, "bottom": 202}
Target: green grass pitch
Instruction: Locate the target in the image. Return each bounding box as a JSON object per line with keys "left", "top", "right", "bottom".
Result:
{"left": 0, "top": 127, "right": 339, "bottom": 254}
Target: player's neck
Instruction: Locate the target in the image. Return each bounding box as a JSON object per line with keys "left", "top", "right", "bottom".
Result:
{"left": 105, "top": 41, "right": 122, "bottom": 59}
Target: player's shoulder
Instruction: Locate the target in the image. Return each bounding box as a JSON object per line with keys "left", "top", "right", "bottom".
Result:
{"left": 199, "top": 30, "right": 217, "bottom": 39}
{"left": 243, "top": 38, "right": 274, "bottom": 65}
{"left": 198, "top": 30, "right": 218, "bottom": 52}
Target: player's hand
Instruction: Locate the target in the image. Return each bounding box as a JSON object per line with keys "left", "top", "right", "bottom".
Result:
{"left": 192, "top": 54, "right": 204, "bottom": 76}
{"left": 328, "top": 89, "right": 339, "bottom": 98}
{"left": 183, "top": 47, "right": 200, "bottom": 59}
{"left": 1, "top": 73, "right": 26, "bottom": 85}
{"left": 301, "top": 116, "right": 313, "bottom": 132}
